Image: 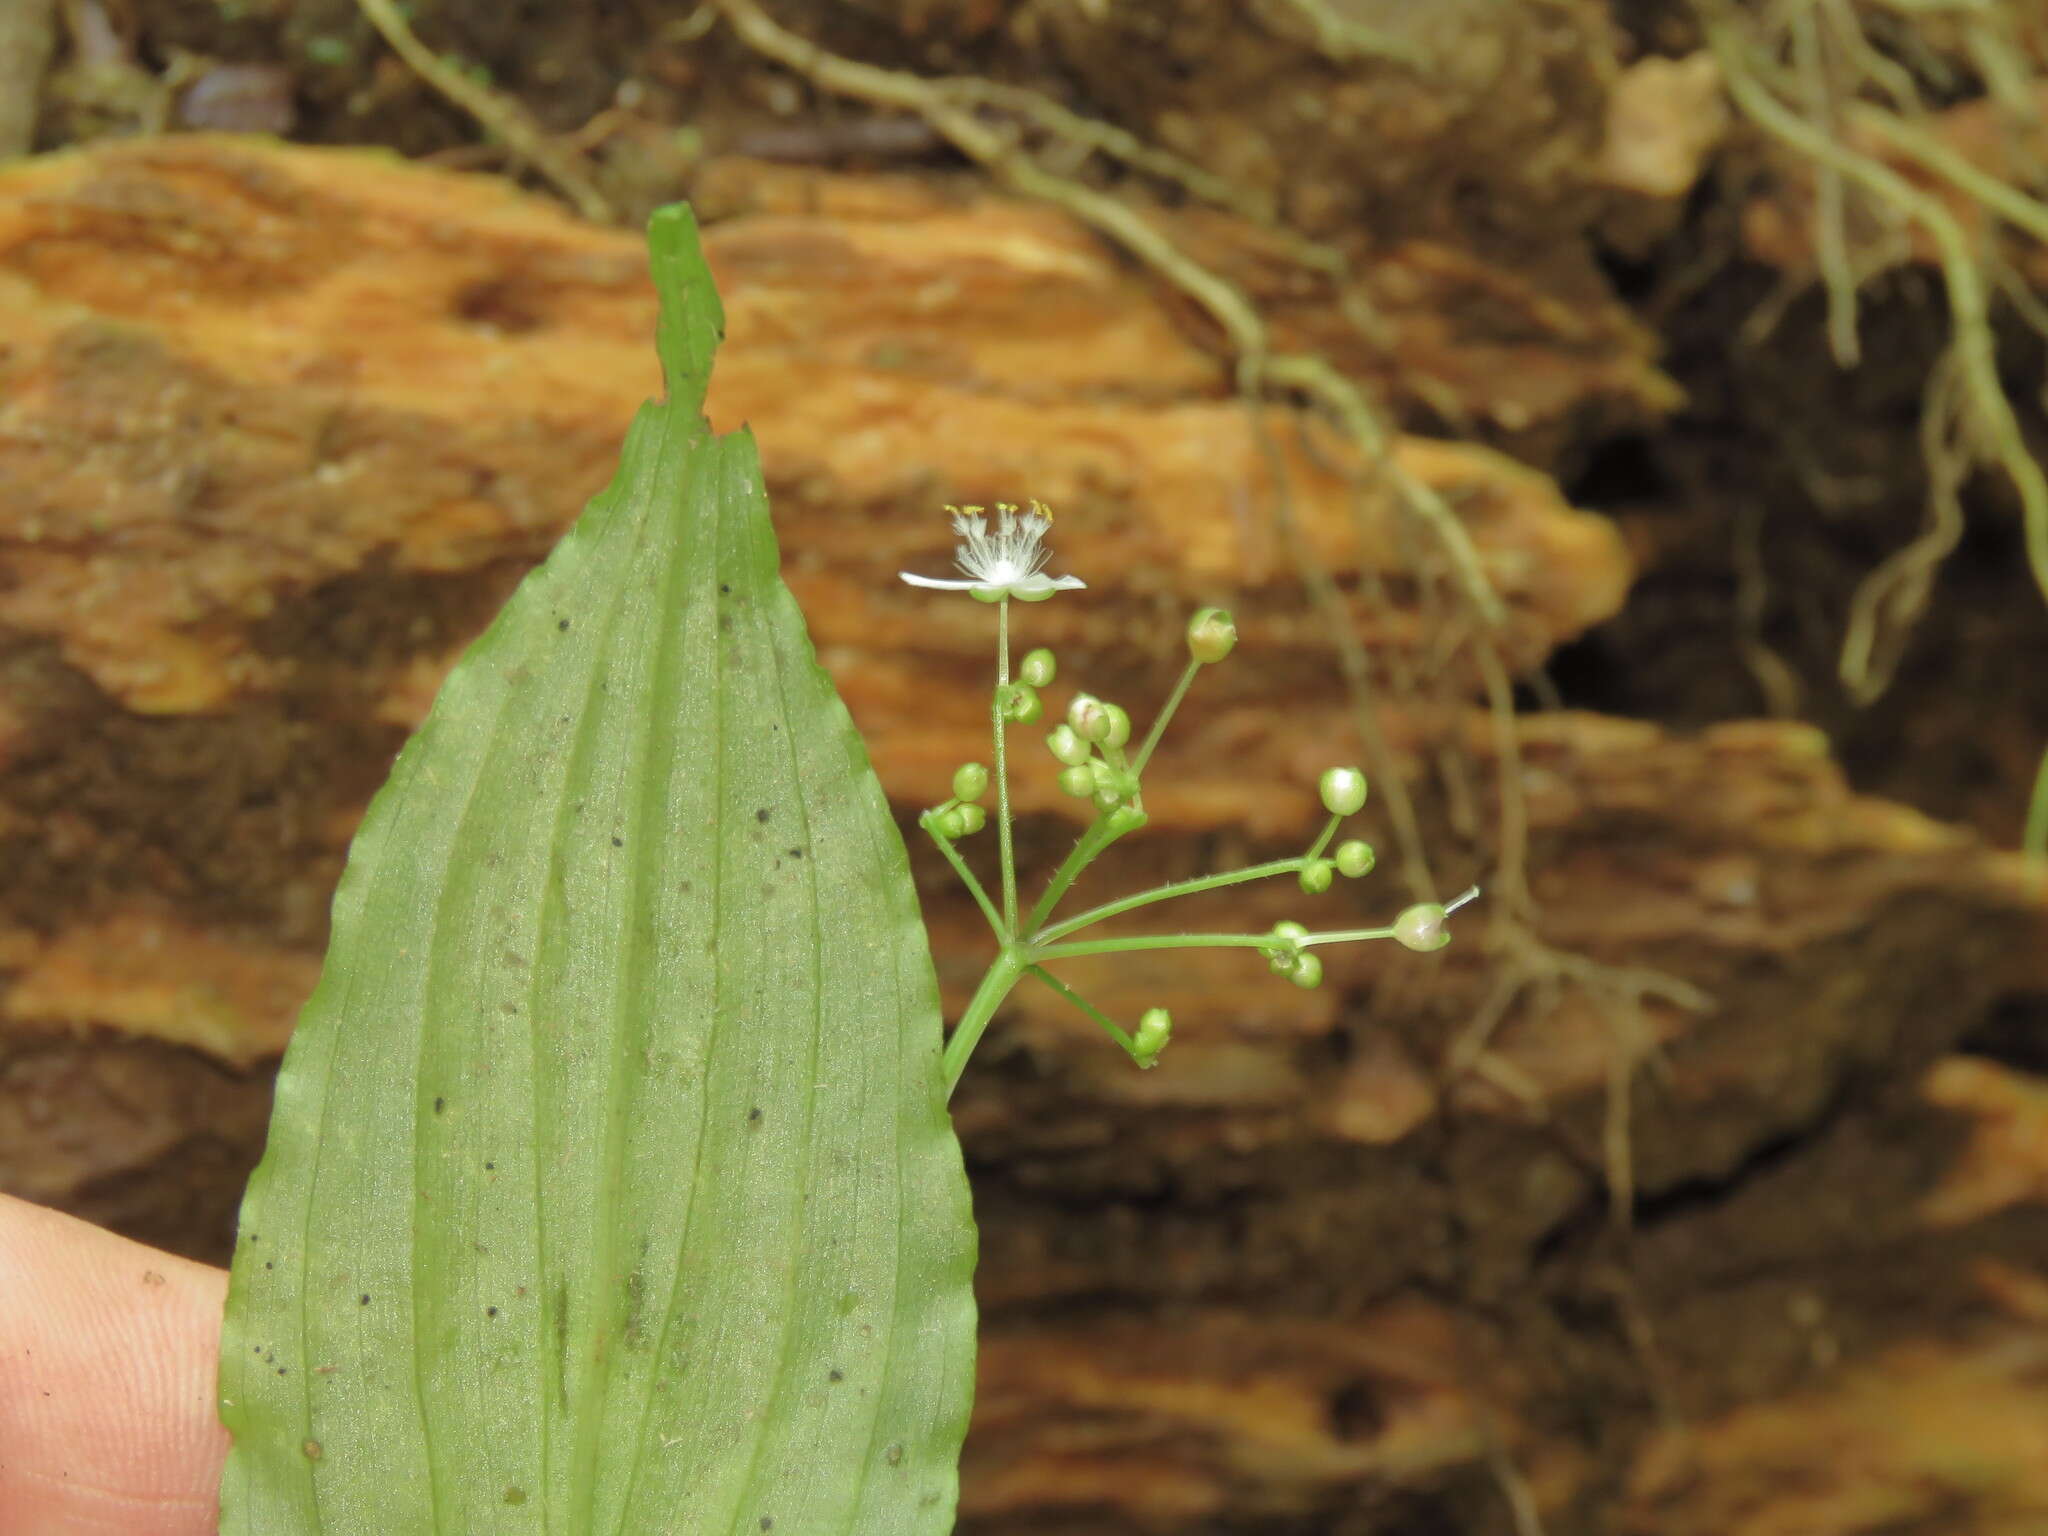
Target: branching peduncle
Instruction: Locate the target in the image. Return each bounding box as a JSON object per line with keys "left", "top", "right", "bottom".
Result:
{"left": 901, "top": 520, "right": 1475, "bottom": 1093}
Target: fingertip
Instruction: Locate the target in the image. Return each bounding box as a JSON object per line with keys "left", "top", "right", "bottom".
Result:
{"left": 0, "top": 1192, "right": 228, "bottom": 1534}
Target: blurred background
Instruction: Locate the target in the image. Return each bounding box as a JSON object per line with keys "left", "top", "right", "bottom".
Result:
{"left": 4, "top": 1, "right": 2048, "bottom": 1530}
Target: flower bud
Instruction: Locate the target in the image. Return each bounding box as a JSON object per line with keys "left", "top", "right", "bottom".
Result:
{"left": 954, "top": 803, "right": 987, "bottom": 835}
{"left": 1000, "top": 683, "right": 1042, "bottom": 723}
{"left": 1319, "top": 766, "right": 1368, "bottom": 817}
{"left": 1299, "top": 859, "right": 1335, "bottom": 895}
{"left": 1132, "top": 1006, "right": 1172, "bottom": 1067}
{"left": 1045, "top": 723, "right": 1091, "bottom": 766}
{"left": 1335, "top": 840, "right": 1375, "bottom": 878}
{"left": 1020, "top": 647, "right": 1057, "bottom": 687}
{"left": 932, "top": 806, "right": 968, "bottom": 839}
{"left": 1186, "top": 607, "right": 1238, "bottom": 663}
{"left": 1099, "top": 702, "right": 1132, "bottom": 749}
{"left": 952, "top": 762, "right": 989, "bottom": 802}
{"left": 1264, "top": 920, "right": 1309, "bottom": 970}
{"left": 1069, "top": 694, "right": 1111, "bottom": 742}
{"left": 1287, "top": 952, "right": 1324, "bottom": 989}
{"left": 1392, "top": 903, "right": 1450, "bottom": 952}
{"left": 1058, "top": 765, "right": 1096, "bottom": 799}
{"left": 1105, "top": 803, "right": 1148, "bottom": 836}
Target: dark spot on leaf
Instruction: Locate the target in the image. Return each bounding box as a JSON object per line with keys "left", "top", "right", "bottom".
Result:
{"left": 433, "top": 1097, "right": 446, "bottom": 1114}
{"left": 503, "top": 951, "right": 528, "bottom": 969}
{"left": 720, "top": 583, "right": 731, "bottom": 594}
{"left": 277, "top": 1367, "right": 288, "bottom": 1376}
{"left": 788, "top": 848, "right": 803, "bottom": 859}
{"left": 755, "top": 808, "right": 771, "bottom": 823}
{"left": 829, "top": 1369, "right": 843, "bottom": 1382}
{"left": 611, "top": 835, "right": 623, "bottom": 847}
{"left": 558, "top": 618, "right": 569, "bottom": 632}
{"left": 760, "top": 1520, "right": 773, "bottom": 1531}
{"left": 504, "top": 1487, "right": 527, "bottom": 1506}
{"left": 247, "top": 1234, "right": 258, "bottom": 1244}
{"left": 484, "top": 1161, "right": 495, "bottom": 1171}
{"left": 487, "top": 1306, "right": 499, "bottom": 1317}
{"left": 885, "top": 1442, "right": 904, "bottom": 1466}
{"left": 303, "top": 1439, "right": 322, "bottom": 1461}
{"left": 265, "top": 1261, "right": 273, "bottom": 1270}
{"left": 359, "top": 1294, "right": 370, "bottom": 1306}
{"left": 748, "top": 1106, "right": 762, "bottom": 1124}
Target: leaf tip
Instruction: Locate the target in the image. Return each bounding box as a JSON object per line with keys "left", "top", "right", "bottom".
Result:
{"left": 648, "top": 202, "right": 725, "bottom": 415}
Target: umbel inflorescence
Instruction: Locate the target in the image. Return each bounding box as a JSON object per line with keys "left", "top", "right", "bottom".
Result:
{"left": 901, "top": 502, "right": 1477, "bottom": 1091}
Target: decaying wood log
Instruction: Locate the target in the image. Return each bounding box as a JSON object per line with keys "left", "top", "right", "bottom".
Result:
{"left": 1, "top": 136, "right": 2045, "bottom": 1533}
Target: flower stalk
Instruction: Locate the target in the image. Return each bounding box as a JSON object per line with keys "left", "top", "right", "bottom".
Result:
{"left": 905, "top": 505, "right": 1475, "bottom": 1095}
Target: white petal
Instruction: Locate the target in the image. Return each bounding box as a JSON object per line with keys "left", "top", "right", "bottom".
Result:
{"left": 900, "top": 572, "right": 984, "bottom": 589}
{"left": 1008, "top": 573, "right": 1088, "bottom": 594}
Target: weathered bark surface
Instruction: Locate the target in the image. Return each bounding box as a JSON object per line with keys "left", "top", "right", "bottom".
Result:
{"left": 1, "top": 137, "right": 2045, "bottom": 1532}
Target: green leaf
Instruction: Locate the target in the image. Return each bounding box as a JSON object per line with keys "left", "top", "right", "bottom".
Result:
{"left": 218, "top": 205, "right": 977, "bottom": 1535}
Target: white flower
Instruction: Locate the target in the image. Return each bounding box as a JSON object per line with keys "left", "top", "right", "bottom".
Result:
{"left": 900, "top": 502, "right": 1086, "bottom": 603}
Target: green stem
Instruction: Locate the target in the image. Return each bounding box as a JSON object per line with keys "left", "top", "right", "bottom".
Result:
{"left": 1036, "top": 932, "right": 1280, "bottom": 960}
{"left": 1036, "top": 857, "right": 1307, "bottom": 942}
{"left": 994, "top": 597, "right": 1017, "bottom": 934}
{"left": 1130, "top": 657, "right": 1202, "bottom": 776}
{"left": 1303, "top": 812, "right": 1342, "bottom": 863}
{"left": 942, "top": 945, "right": 1030, "bottom": 1098}
{"left": 924, "top": 818, "right": 1007, "bottom": 940}
{"left": 1023, "top": 813, "right": 1124, "bottom": 934}
{"left": 1301, "top": 925, "right": 1397, "bottom": 948}
{"left": 1027, "top": 965, "right": 1140, "bottom": 1059}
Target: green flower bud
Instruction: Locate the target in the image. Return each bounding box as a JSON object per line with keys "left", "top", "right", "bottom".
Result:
{"left": 932, "top": 806, "right": 968, "bottom": 839}
{"left": 1105, "top": 804, "right": 1149, "bottom": 836}
{"left": 1335, "top": 840, "right": 1375, "bottom": 878}
{"left": 1186, "top": 607, "right": 1238, "bottom": 663}
{"left": 1098, "top": 702, "right": 1132, "bottom": 749}
{"left": 1020, "top": 647, "right": 1057, "bottom": 687}
{"left": 1299, "top": 859, "right": 1335, "bottom": 895}
{"left": 1070, "top": 694, "right": 1111, "bottom": 742}
{"left": 1265, "top": 919, "right": 1309, "bottom": 970}
{"left": 1392, "top": 902, "right": 1450, "bottom": 952}
{"left": 1093, "top": 787, "right": 1123, "bottom": 812}
{"left": 952, "top": 762, "right": 989, "bottom": 802}
{"left": 998, "top": 683, "right": 1041, "bottom": 723}
{"left": 1132, "top": 1006, "right": 1172, "bottom": 1067}
{"left": 954, "top": 802, "right": 987, "bottom": 835}
{"left": 1058, "top": 764, "right": 1096, "bottom": 798}
{"left": 1288, "top": 952, "right": 1324, "bottom": 989}
{"left": 1045, "top": 723, "right": 1091, "bottom": 766}
{"left": 1088, "top": 759, "right": 1118, "bottom": 794}
{"left": 1319, "top": 766, "right": 1368, "bottom": 817}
